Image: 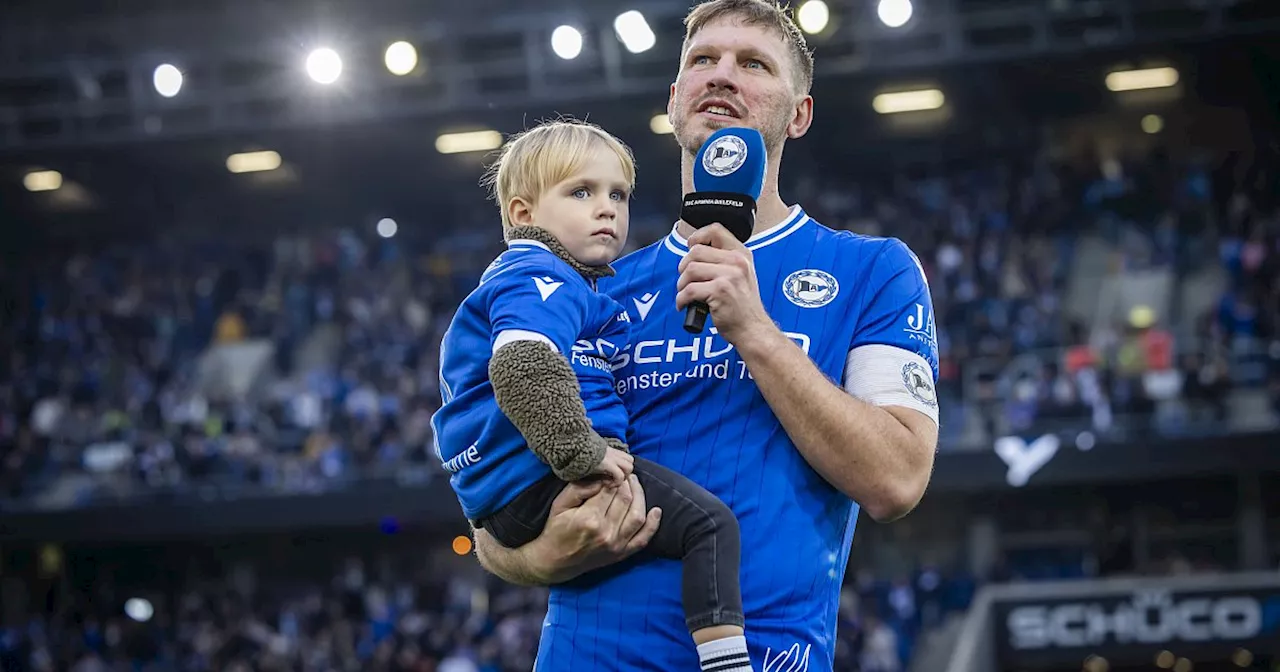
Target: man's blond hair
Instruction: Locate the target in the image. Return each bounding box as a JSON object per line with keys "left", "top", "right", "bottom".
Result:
{"left": 481, "top": 119, "right": 637, "bottom": 229}
{"left": 682, "top": 0, "right": 815, "bottom": 94}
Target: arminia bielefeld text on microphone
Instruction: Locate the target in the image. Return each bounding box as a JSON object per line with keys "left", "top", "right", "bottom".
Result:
{"left": 680, "top": 127, "right": 768, "bottom": 334}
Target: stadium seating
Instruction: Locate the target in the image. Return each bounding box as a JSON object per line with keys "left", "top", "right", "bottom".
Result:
{"left": 3, "top": 143, "right": 1278, "bottom": 670}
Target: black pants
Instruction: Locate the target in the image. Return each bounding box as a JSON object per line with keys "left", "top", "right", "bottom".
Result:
{"left": 479, "top": 457, "right": 744, "bottom": 632}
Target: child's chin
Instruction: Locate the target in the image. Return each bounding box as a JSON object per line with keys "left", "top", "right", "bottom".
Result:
{"left": 580, "top": 248, "right": 618, "bottom": 266}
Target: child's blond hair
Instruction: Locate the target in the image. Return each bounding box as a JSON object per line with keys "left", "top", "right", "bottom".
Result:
{"left": 481, "top": 119, "right": 637, "bottom": 229}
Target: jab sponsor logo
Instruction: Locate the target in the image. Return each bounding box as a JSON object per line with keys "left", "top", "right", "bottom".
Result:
{"left": 904, "top": 303, "right": 937, "bottom": 348}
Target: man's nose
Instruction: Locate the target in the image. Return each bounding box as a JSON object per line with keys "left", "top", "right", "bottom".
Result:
{"left": 706, "top": 56, "right": 740, "bottom": 93}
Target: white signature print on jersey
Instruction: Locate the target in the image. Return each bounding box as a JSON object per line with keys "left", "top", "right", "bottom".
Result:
{"left": 763, "top": 643, "right": 812, "bottom": 672}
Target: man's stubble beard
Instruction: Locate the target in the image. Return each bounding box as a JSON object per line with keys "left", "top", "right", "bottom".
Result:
{"left": 672, "top": 105, "right": 790, "bottom": 163}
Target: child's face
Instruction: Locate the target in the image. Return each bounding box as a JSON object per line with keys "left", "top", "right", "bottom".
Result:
{"left": 528, "top": 146, "right": 631, "bottom": 266}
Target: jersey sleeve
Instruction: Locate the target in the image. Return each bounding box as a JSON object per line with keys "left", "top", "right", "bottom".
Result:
{"left": 844, "top": 238, "right": 940, "bottom": 425}
{"left": 594, "top": 295, "right": 633, "bottom": 343}
{"left": 487, "top": 266, "right": 589, "bottom": 355}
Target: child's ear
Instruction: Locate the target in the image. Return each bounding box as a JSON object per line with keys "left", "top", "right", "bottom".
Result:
{"left": 508, "top": 197, "right": 535, "bottom": 227}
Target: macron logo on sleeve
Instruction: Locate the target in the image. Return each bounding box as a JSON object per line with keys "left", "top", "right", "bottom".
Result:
{"left": 533, "top": 276, "right": 564, "bottom": 301}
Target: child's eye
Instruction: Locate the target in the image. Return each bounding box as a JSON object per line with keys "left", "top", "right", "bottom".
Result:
{"left": 611, "top": 190, "right": 628, "bottom": 202}
{"left": 572, "top": 187, "right": 590, "bottom": 199}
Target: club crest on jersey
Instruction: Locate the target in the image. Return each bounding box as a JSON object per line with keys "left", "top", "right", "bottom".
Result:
{"left": 702, "top": 135, "right": 748, "bottom": 177}
{"left": 783, "top": 269, "right": 839, "bottom": 308}
{"left": 902, "top": 361, "right": 937, "bottom": 407}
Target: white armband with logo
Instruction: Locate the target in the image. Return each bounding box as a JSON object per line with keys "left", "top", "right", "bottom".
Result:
{"left": 842, "top": 344, "right": 939, "bottom": 425}
{"left": 493, "top": 330, "right": 558, "bottom": 354}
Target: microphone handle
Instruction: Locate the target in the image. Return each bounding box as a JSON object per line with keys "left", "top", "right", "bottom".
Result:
{"left": 683, "top": 301, "right": 710, "bottom": 334}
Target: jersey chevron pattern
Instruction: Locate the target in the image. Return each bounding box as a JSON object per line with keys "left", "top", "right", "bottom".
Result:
{"left": 431, "top": 239, "right": 631, "bottom": 521}
{"left": 533, "top": 206, "right": 939, "bottom": 672}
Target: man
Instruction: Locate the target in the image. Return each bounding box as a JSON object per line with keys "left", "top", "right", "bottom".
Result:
{"left": 470, "top": 1, "right": 940, "bottom": 669}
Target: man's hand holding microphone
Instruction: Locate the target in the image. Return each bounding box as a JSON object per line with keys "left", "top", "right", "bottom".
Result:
{"left": 676, "top": 127, "right": 775, "bottom": 344}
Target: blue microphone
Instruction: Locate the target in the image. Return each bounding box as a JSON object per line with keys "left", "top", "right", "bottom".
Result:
{"left": 680, "top": 127, "right": 767, "bottom": 333}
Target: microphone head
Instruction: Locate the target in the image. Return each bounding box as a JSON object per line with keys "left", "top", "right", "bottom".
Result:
{"left": 692, "top": 127, "right": 766, "bottom": 199}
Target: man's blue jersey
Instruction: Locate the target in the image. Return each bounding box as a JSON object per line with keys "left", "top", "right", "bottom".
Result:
{"left": 432, "top": 239, "right": 632, "bottom": 521}
{"left": 534, "top": 206, "right": 940, "bottom": 672}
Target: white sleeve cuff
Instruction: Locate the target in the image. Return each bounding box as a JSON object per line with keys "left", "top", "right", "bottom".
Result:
{"left": 842, "top": 344, "right": 939, "bottom": 426}
{"left": 493, "top": 329, "right": 558, "bottom": 353}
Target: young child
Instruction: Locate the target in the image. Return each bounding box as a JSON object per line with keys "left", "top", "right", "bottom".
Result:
{"left": 432, "top": 119, "right": 755, "bottom": 672}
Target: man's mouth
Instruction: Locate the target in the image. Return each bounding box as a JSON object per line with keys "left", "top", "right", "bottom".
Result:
{"left": 696, "top": 100, "right": 742, "bottom": 120}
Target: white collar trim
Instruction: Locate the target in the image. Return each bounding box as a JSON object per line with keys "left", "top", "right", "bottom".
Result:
{"left": 663, "top": 205, "right": 809, "bottom": 258}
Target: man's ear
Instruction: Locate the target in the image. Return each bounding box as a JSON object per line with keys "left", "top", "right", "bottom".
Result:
{"left": 788, "top": 94, "right": 814, "bottom": 140}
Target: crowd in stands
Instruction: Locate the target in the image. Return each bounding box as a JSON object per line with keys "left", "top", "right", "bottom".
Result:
{"left": 1, "top": 141, "right": 1277, "bottom": 670}
{"left": 3, "top": 143, "right": 1279, "bottom": 508}
{"left": 0, "top": 535, "right": 984, "bottom": 672}
{"left": 0, "top": 534, "right": 1243, "bottom": 672}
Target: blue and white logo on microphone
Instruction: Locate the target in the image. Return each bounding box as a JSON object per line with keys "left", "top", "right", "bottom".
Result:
{"left": 702, "top": 134, "right": 748, "bottom": 177}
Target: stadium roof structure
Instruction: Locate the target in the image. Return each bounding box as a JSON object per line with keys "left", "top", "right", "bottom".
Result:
{"left": 0, "top": 0, "right": 1277, "bottom": 150}
{"left": 1, "top": 0, "right": 1277, "bottom": 238}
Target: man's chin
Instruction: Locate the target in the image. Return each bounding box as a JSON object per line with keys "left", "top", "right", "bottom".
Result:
{"left": 680, "top": 120, "right": 757, "bottom": 152}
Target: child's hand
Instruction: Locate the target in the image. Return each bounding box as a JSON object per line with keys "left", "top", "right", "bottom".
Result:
{"left": 592, "top": 447, "right": 634, "bottom": 485}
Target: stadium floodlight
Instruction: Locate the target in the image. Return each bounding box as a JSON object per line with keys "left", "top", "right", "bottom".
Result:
{"left": 614, "top": 11, "right": 656, "bottom": 54}
{"left": 796, "top": 1, "right": 830, "bottom": 35}
{"left": 23, "top": 169, "right": 63, "bottom": 192}
{"left": 377, "top": 218, "right": 398, "bottom": 238}
{"left": 1105, "top": 67, "right": 1178, "bottom": 92}
{"left": 226, "top": 151, "right": 283, "bottom": 174}
{"left": 551, "top": 25, "right": 584, "bottom": 60}
{"left": 877, "top": 0, "right": 913, "bottom": 28}
{"left": 649, "top": 114, "right": 674, "bottom": 135}
{"left": 872, "top": 89, "right": 944, "bottom": 114}
{"left": 152, "top": 64, "right": 183, "bottom": 98}
{"left": 384, "top": 41, "right": 418, "bottom": 76}
{"left": 1141, "top": 114, "right": 1164, "bottom": 134}
{"left": 124, "top": 598, "right": 154, "bottom": 623}
{"left": 435, "top": 130, "right": 503, "bottom": 154}
{"left": 305, "top": 47, "right": 343, "bottom": 84}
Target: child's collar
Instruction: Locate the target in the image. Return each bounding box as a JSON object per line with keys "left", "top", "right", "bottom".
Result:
{"left": 505, "top": 225, "right": 616, "bottom": 280}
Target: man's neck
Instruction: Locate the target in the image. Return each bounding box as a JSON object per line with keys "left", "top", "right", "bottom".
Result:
{"left": 677, "top": 151, "right": 792, "bottom": 240}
